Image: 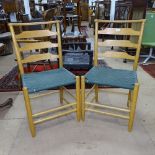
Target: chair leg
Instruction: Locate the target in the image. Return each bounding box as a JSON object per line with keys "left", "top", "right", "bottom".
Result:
{"left": 127, "top": 90, "right": 131, "bottom": 107}
{"left": 95, "top": 84, "right": 99, "bottom": 102}
{"left": 128, "top": 84, "right": 139, "bottom": 132}
{"left": 17, "top": 69, "right": 22, "bottom": 90}
{"left": 23, "top": 87, "right": 36, "bottom": 137}
{"left": 76, "top": 76, "right": 81, "bottom": 121}
{"left": 81, "top": 76, "right": 85, "bottom": 121}
{"left": 59, "top": 87, "right": 64, "bottom": 104}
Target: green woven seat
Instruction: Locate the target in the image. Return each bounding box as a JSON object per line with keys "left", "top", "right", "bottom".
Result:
{"left": 22, "top": 68, "right": 75, "bottom": 93}
{"left": 85, "top": 66, "right": 137, "bottom": 90}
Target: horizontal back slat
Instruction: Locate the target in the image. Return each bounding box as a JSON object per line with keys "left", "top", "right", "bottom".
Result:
{"left": 21, "top": 53, "right": 58, "bottom": 64}
{"left": 16, "top": 30, "right": 57, "bottom": 39}
{"left": 98, "top": 40, "right": 138, "bottom": 48}
{"left": 101, "top": 51, "right": 135, "bottom": 60}
{"left": 19, "top": 42, "right": 58, "bottom": 52}
{"left": 98, "top": 28, "right": 140, "bottom": 36}
{"left": 17, "top": 39, "right": 41, "bottom": 43}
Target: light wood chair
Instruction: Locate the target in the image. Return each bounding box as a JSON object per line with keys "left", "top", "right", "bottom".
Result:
{"left": 9, "top": 20, "right": 81, "bottom": 137}
{"left": 81, "top": 19, "right": 145, "bottom": 131}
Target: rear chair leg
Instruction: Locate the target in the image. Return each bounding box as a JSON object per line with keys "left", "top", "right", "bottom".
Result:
{"left": 127, "top": 90, "right": 131, "bottom": 107}
{"left": 23, "top": 87, "right": 36, "bottom": 137}
{"left": 95, "top": 84, "right": 99, "bottom": 102}
{"left": 76, "top": 76, "right": 81, "bottom": 121}
{"left": 128, "top": 83, "right": 139, "bottom": 132}
{"left": 81, "top": 76, "right": 85, "bottom": 121}
{"left": 17, "top": 69, "right": 22, "bottom": 89}
{"left": 59, "top": 87, "right": 64, "bottom": 104}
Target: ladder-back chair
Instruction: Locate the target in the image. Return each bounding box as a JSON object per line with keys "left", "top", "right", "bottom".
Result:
{"left": 81, "top": 19, "right": 145, "bottom": 131}
{"left": 9, "top": 20, "right": 81, "bottom": 137}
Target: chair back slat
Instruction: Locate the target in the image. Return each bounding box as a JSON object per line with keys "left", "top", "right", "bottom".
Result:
{"left": 19, "top": 42, "right": 58, "bottom": 52}
{"left": 101, "top": 51, "right": 135, "bottom": 60}
{"left": 16, "top": 30, "right": 57, "bottom": 39}
{"left": 16, "top": 39, "right": 42, "bottom": 43}
{"left": 98, "top": 28, "right": 140, "bottom": 36}
{"left": 9, "top": 20, "right": 62, "bottom": 75}
{"left": 94, "top": 19, "right": 145, "bottom": 70}
{"left": 21, "top": 53, "right": 58, "bottom": 64}
{"left": 98, "top": 40, "right": 138, "bottom": 48}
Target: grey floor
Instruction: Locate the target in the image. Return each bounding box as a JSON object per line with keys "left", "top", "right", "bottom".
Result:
{"left": 0, "top": 24, "right": 155, "bottom": 155}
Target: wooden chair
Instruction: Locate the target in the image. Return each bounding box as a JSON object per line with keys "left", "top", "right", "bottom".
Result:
{"left": 81, "top": 19, "right": 145, "bottom": 131}
{"left": 9, "top": 20, "right": 81, "bottom": 137}
{"left": 63, "top": 0, "right": 81, "bottom": 33}
{"left": 43, "top": 8, "right": 58, "bottom": 21}
{"left": 0, "top": 43, "right": 5, "bottom": 55}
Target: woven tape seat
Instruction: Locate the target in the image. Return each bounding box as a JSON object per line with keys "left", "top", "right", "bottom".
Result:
{"left": 22, "top": 67, "right": 75, "bottom": 93}
{"left": 85, "top": 66, "right": 137, "bottom": 90}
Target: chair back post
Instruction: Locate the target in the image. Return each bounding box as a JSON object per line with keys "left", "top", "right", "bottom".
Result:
{"left": 94, "top": 19, "right": 145, "bottom": 71}
{"left": 56, "top": 21, "right": 63, "bottom": 67}
{"left": 9, "top": 21, "right": 62, "bottom": 75}
{"left": 94, "top": 19, "right": 99, "bottom": 66}
{"left": 9, "top": 24, "right": 25, "bottom": 75}
{"left": 133, "top": 20, "right": 145, "bottom": 70}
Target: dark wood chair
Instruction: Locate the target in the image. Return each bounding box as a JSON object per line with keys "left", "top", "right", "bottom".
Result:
{"left": 62, "top": 0, "right": 81, "bottom": 33}
{"left": 0, "top": 32, "right": 13, "bottom": 56}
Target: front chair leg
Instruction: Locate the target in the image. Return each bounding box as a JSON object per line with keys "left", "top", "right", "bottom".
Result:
{"left": 23, "top": 87, "right": 36, "bottom": 137}
{"left": 128, "top": 83, "right": 139, "bottom": 132}
{"left": 76, "top": 76, "right": 81, "bottom": 121}
{"left": 81, "top": 76, "right": 85, "bottom": 121}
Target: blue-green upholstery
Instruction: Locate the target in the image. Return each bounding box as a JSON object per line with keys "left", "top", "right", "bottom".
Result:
{"left": 22, "top": 67, "right": 75, "bottom": 93}
{"left": 85, "top": 67, "right": 137, "bottom": 90}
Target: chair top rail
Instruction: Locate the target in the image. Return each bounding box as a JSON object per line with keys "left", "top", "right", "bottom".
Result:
{"left": 98, "top": 28, "right": 140, "bottom": 36}
{"left": 16, "top": 30, "right": 57, "bottom": 39}
{"left": 21, "top": 53, "right": 58, "bottom": 64}
{"left": 19, "top": 42, "right": 58, "bottom": 52}
{"left": 9, "top": 20, "right": 60, "bottom": 26}
{"left": 95, "top": 19, "right": 145, "bottom": 23}
{"left": 98, "top": 40, "right": 138, "bottom": 48}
